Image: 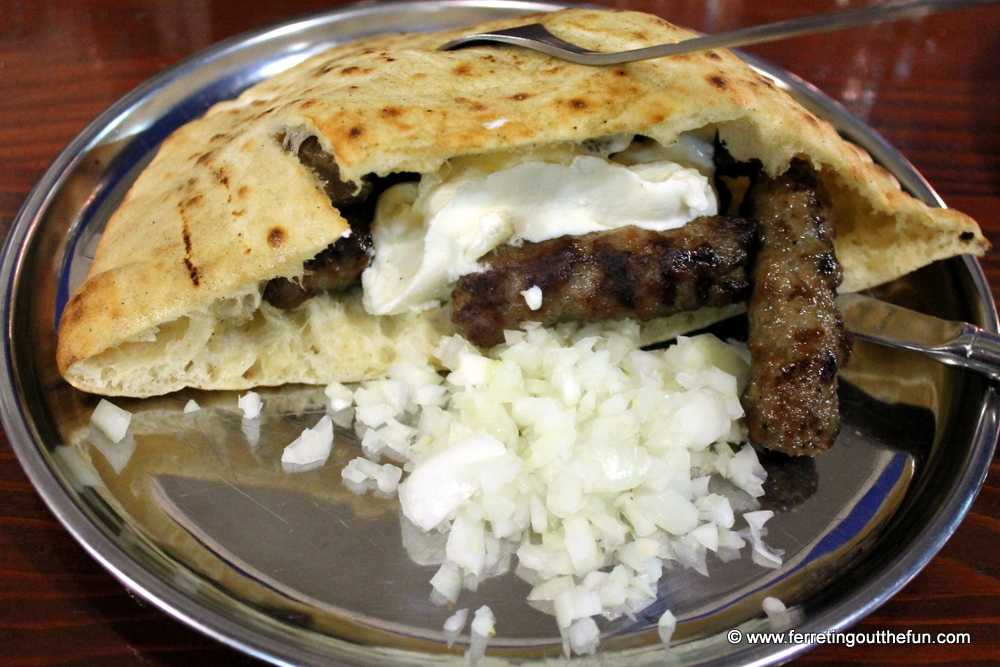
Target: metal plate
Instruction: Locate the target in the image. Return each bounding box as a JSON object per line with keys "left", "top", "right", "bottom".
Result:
{"left": 2, "top": 1, "right": 997, "bottom": 665}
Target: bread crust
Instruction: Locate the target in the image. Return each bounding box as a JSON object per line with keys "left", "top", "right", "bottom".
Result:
{"left": 56, "top": 8, "right": 988, "bottom": 397}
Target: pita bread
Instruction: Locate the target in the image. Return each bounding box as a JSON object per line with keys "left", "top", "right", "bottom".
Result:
{"left": 56, "top": 8, "right": 988, "bottom": 397}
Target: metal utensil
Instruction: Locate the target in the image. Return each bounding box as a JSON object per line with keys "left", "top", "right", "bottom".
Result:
{"left": 439, "top": 0, "right": 998, "bottom": 65}
{"left": 839, "top": 293, "right": 1000, "bottom": 381}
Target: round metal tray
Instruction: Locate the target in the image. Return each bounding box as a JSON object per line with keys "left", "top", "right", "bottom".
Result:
{"left": 2, "top": 1, "right": 998, "bottom": 665}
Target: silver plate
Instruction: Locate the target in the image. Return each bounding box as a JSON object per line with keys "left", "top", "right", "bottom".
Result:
{"left": 2, "top": 1, "right": 998, "bottom": 665}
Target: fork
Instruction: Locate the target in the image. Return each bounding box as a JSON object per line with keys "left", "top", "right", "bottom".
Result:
{"left": 438, "top": 0, "right": 998, "bottom": 65}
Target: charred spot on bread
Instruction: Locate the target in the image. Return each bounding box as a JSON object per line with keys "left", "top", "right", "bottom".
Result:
{"left": 267, "top": 227, "right": 286, "bottom": 248}
{"left": 707, "top": 74, "right": 728, "bottom": 90}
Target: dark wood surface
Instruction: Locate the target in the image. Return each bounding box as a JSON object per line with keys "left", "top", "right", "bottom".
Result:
{"left": 2, "top": 1, "right": 999, "bottom": 664}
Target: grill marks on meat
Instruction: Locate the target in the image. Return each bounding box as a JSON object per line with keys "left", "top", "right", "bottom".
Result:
{"left": 740, "top": 159, "right": 852, "bottom": 456}
{"left": 451, "top": 216, "right": 757, "bottom": 347}
{"left": 263, "top": 136, "right": 377, "bottom": 309}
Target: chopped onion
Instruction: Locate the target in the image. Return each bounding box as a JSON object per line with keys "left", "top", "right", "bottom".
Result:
{"left": 238, "top": 391, "right": 262, "bottom": 419}
{"left": 520, "top": 285, "right": 543, "bottom": 310}
{"left": 281, "top": 415, "right": 334, "bottom": 471}
{"left": 430, "top": 561, "right": 463, "bottom": 605}
{"left": 744, "top": 510, "right": 784, "bottom": 568}
{"left": 762, "top": 595, "right": 802, "bottom": 631}
{"left": 397, "top": 435, "right": 516, "bottom": 530}
{"left": 726, "top": 445, "right": 767, "bottom": 497}
{"left": 762, "top": 596, "right": 785, "bottom": 616}
{"left": 183, "top": 399, "right": 200, "bottom": 414}
{"left": 341, "top": 457, "right": 402, "bottom": 494}
{"left": 443, "top": 608, "right": 469, "bottom": 647}
{"left": 327, "top": 323, "right": 780, "bottom": 656}
{"left": 658, "top": 609, "right": 677, "bottom": 646}
{"left": 568, "top": 617, "right": 600, "bottom": 655}
{"left": 466, "top": 605, "right": 495, "bottom": 666}
{"left": 91, "top": 399, "right": 131, "bottom": 443}
{"left": 324, "top": 382, "right": 354, "bottom": 411}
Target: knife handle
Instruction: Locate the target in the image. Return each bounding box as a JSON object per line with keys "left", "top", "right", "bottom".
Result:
{"left": 925, "top": 324, "right": 1000, "bottom": 382}
{"left": 960, "top": 325, "right": 1000, "bottom": 381}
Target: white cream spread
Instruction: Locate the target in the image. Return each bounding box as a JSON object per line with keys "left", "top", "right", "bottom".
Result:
{"left": 362, "top": 134, "right": 717, "bottom": 315}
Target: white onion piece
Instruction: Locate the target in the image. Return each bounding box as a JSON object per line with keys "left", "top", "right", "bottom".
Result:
{"left": 324, "top": 382, "right": 354, "bottom": 411}
{"left": 88, "top": 400, "right": 138, "bottom": 472}
{"left": 762, "top": 596, "right": 786, "bottom": 616}
{"left": 397, "top": 435, "right": 512, "bottom": 530}
{"left": 466, "top": 605, "right": 495, "bottom": 666}
{"left": 727, "top": 445, "right": 767, "bottom": 497}
{"left": 183, "top": 399, "right": 200, "bottom": 414}
{"left": 563, "top": 515, "right": 602, "bottom": 575}
{"left": 91, "top": 399, "right": 131, "bottom": 443}
{"left": 568, "top": 617, "right": 600, "bottom": 655}
{"left": 521, "top": 285, "right": 543, "bottom": 310}
{"left": 696, "top": 493, "right": 735, "bottom": 528}
{"left": 658, "top": 609, "right": 677, "bottom": 646}
{"left": 446, "top": 512, "right": 487, "bottom": 576}
{"left": 744, "top": 510, "right": 784, "bottom": 568}
{"left": 443, "top": 608, "right": 469, "bottom": 647}
{"left": 238, "top": 391, "right": 262, "bottom": 419}
{"left": 762, "top": 596, "right": 803, "bottom": 631}
{"left": 281, "top": 415, "right": 334, "bottom": 470}
{"left": 341, "top": 457, "right": 402, "bottom": 494}
{"left": 430, "top": 561, "right": 463, "bottom": 605}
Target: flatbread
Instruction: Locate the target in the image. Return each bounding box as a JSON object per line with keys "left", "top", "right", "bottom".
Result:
{"left": 56, "top": 8, "right": 988, "bottom": 397}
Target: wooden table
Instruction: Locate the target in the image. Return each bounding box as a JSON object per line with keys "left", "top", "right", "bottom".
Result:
{"left": 2, "top": 1, "right": 998, "bottom": 664}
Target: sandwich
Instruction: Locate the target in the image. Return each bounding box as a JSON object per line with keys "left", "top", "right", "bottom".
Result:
{"left": 56, "top": 9, "right": 988, "bottom": 453}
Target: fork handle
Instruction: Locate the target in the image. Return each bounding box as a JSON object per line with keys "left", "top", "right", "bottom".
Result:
{"left": 666, "top": 0, "right": 999, "bottom": 61}
{"left": 443, "top": 0, "right": 999, "bottom": 65}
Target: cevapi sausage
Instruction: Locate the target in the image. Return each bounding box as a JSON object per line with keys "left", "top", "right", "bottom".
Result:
{"left": 451, "top": 216, "right": 758, "bottom": 347}
{"left": 263, "top": 136, "right": 378, "bottom": 309}
{"left": 741, "top": 159, "right": 852, "bottom": 456}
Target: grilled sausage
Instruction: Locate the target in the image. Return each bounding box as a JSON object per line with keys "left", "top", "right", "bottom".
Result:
{"left": 262, "top": 225, "right": 374, "bottom": 309}
{"left": 262, "top": 137, "right": 421, "bottom": 310}
{"left": 740, "top": 159, "right": 852, "bottom": 456}
{"left": 451, "top": 216, "right": 757, "bottom": 347}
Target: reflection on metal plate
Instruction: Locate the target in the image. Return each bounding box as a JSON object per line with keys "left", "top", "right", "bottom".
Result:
{"left": 80, "top": 380, "right": 917, "bottom": 657}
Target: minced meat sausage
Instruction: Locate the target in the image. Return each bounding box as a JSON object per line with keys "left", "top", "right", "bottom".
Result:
{"left": 740, "top": 159, "right": 852, "bottom": 456}
{"left": 451, "top": 216, "right": 757, "bottom": 347}
{"left": 263, "top": 136, "right": 378, "bottom": 309}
